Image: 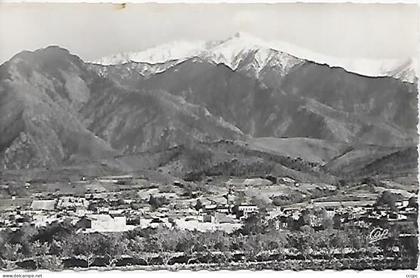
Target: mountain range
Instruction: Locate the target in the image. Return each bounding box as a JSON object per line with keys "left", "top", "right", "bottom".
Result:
{"left": 92, "top": 32, "right": 417, "bottom": 83}
{"left": 0, "top": 33, "right": 417, "bottom": 184}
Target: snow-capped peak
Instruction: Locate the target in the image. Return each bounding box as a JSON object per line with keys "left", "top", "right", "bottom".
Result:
{"left": 91, "top": 32, "right": 302, "bottom": 77}
{"left": 203, "top": 32, "right": 279, "bottom": 68}
{"left": 93, "top": 40, "right": 207, "bottom": 65}
{"left": 93, "top": 32, "right": 280, "bottom": 68}
{"left": 91, "top": 32, "right": 417, "bottom": 82}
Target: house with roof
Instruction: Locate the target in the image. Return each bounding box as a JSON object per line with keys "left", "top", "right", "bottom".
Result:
{"left": 97, "top": 175, "right": 133, "bottom": 184}
{"left": 238, "top": 205, "right": 258, "bottom": 217}
{"left": 79, "top": 214, "right": 132, "bottom": 233}
{"left": 57, "top": 196, "right": 89, "bottom": 210}
{"left": 396, "top": 200, "right": 409, "bottom": 208}
{"left": 32, "top": 214, "right": 59, "bottom": 227}
{"left": 30, "top": 200, "right": 57, "bottom": 211}
{"left": 215, "top": 212, "right": 236, "bottom": 224}
{"left": 278, "top": 177, "right": 296, "bottom": 186}
{"left": 226, "top": 178, "right": 273, "bottom": 187}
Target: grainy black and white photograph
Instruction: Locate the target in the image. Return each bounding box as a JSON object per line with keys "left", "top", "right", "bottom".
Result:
{"left": 0, "top": 2, "right": 418, "bottom": 273}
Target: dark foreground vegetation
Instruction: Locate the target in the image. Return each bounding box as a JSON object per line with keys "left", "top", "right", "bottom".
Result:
{"left": 0, "top": 213, "right": 417, "bottom": 270}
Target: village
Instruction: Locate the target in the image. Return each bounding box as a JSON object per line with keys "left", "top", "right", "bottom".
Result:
{"left": 0, "top": 174, "right": 417, "bottom": 237}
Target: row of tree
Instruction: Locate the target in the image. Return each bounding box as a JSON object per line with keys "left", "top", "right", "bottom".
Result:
{"left": 0, "top": 217, "right": 417, "bottom": 270}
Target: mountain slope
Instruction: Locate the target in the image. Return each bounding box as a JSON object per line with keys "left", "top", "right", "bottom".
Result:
{"left": 86, "top": 59, "right": 179, "bottom": 86}
{"left": 324, "top": 145, "right": 418, "bottom": 181}
{"left": 139, "top": 56, "right": 417, "bottom": 147}
{"left": 0, "top": 47, "right": 249, "bottom": 170}
{"left": 0, "top": 44, "right": 417, "bottom": 177}
{"left": 0, "top": 46, "right": 115, "bottom": 169}
{"left": 279, "top": 62, "right": 418, "bottom": 142}
{"left": 244, "top": 137, "right": 348, "bottom": 164}
{"left": 80, "top": 85, "right": 244, "bottom": 154}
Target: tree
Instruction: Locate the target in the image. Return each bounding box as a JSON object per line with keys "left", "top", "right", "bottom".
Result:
{"left": 408, "top": 196, "right": 418, "bottom": 208}
{"left": 362, "top": 177, "right": 381, "bottom": 187}
{"left": 289, "top": 226, "right": 315, "bottom": 261}
{"left": 148, "top": 195, "right": 169, "bottom": 211}
{"left": 375, "top": 191, "right": 398, "bottom": 211}
{"left": 336, "top": 179, "right": 346, "bottom": 189}
{"left": 100, "top": 235, "right": 129, "bottom": 267}
{"left": 116, "top": 198, "right": 125, "bottom": 206}
{"left": 1, "top": 243, "right": 22, "bottom": 261}
{"left": 346, "top": 228, "right": 366, "bottom": 250}
{"left": 332, "top": 214, "right": 342, "bottom": 229}
{"left": 203, "top": 230, "right": 230, "bottom": 253}
{"left": 31, "top": 240, "right": 50, "bottom": 269}
{"left": 322, "top": 230, "right": 338, "bottom": 257}
{"left": 261, "top": 230, "right": 288, "bottom": 254}
{"left": 194, "top": 199, "right": 203, "bottom": 211}
{"left": 251, "top": 196, "right": 270, "bottom": 214}
{"left": 241, "top": 213, "right": 266, "bottom": 235}
{"left": 297, "top": 209, "right": 312, "bottom": 229}
{"left": 331, "top": 230, "right": 350, "bottom": 259}
{"left": 271, "top": 196, "right": 288, "bottom": 207}
{"left": 0, "top": 243, "right": 23, "bottom": 270}
{"left": 146, "top": 227, "right": 179, "bottom": 265}
{"left": 231, "top": 205, "right": 243, "bottom": 219}
{"left": 34, "top": 220, "right": 74, "bottom": 243}
{"left": 126, "top": 236, "right": 152, "bottom": 265}
{"left": 148, "top": 195, "right": 158, "bottom": 210}
{"left": 37, "top": 255, "right": 63, "bottom": 270}
{"left": 243, "top": 235, "right": 263, "bottom": 262}
{"left": 12, "top": 223, "right": 37, "bottom": 256}
{"left": 61, "top": 234, "right": 103, "bottom": 267}
{"left": 318, "top": 209, "right": 333, "bottom": 230}
{"left": 234, "top": 191, "right": 246, "bottom": 205}
{"left": 130, "top": 202, "right": 141, "bottom": 210}
{"left": 185, "top": 146, "right": 212, "bottom": 171}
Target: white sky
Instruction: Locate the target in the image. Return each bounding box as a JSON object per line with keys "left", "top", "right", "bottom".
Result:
{"left": 0, "top": 3, "right": 418, "bottom": 64}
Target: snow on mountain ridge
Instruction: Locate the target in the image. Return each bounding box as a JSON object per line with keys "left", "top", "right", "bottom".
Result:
{"left": 91, "top": 32, "right": 417, "bottom": 82}
{"left": 200, "top": 32, "right": 303, "bottom": 76}
{"left": 269, "top": 38, "right": 417, "bottom": 82}
{"left": 92, "top": 40, "right": 207, "bottom": 65}
{"left": 92, "top": 32, "right": 302, "bottom": 74}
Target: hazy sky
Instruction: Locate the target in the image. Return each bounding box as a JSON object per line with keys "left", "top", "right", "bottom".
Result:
{"left": 0, "top": 3, "right": 418, "bottom": 63}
